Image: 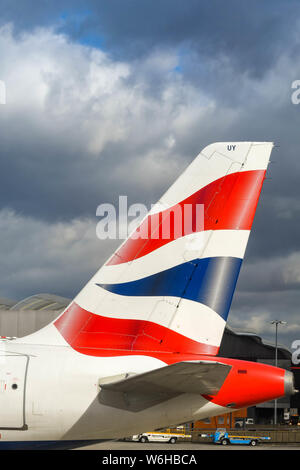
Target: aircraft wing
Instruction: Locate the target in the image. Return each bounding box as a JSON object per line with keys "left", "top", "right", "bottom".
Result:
{"left": 99, "top": 361, "right": 231, "bottom": 412}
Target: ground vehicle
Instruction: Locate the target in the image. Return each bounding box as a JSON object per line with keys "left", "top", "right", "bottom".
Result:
{"left": 132, "top": 432, "right": 187, "bottom": 443}
{"left": 203, "top": 428, "right": 270, "bottom": 446}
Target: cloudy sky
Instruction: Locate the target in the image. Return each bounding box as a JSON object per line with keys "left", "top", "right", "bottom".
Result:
{"left": 1, "top": 0, "right": 300, "bottom": 349}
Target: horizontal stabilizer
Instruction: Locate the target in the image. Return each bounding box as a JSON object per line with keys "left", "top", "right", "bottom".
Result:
{"left": 99, "top": 361, "right": 231, "bottom": 412}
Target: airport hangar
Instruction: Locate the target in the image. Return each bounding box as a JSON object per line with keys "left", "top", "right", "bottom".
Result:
{"left": 0, "top": 294, "right": 297, "bottom": 428}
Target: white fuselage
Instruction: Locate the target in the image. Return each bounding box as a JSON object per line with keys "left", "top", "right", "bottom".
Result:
{"left": 0, "top": 338, "right": 226, "bottom": 446}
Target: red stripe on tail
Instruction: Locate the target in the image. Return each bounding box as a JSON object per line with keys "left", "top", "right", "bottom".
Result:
{"left": 54, "top": 302, "right": 218, "bottom": 357}
{"left": 107, "top": 169, "right": 265, "bottom": 266}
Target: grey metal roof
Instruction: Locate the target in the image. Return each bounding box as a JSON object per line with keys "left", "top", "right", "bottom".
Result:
{"left": 10, "top": 293, "right": 71, "bottom": 312}
{"left": 0, "top": 297, "right": 17, "bottom": 310}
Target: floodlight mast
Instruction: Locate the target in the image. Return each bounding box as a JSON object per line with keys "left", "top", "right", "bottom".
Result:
{"left": 270, "top": 320, "right": 287, "bottom": 425}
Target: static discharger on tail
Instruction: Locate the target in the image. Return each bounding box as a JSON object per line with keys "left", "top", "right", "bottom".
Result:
{"left": 0, "top": 142, "right": 296, "bottom": 449}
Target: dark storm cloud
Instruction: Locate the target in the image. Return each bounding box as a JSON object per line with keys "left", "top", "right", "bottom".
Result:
{"left": 1, "top": 19, "right": 300, "bottom": 255}
{"left": 1, "top": 0, "right": 300, "bottom": 77}
{"left": 83, "top": 0, "right": 300, "bottom": 78}
{"left": 0, "top": 209, "right": 119, "bottom": 300}
{"left": 229, "top": 288, "right": 300, "bottom": 348}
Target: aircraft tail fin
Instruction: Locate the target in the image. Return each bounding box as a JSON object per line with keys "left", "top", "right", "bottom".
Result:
{"left": 34, "top": 142, "right": 273, "bottom": 357}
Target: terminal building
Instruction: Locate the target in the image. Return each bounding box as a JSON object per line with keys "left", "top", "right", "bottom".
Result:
{"left": 0, "top": 293, "right": 298, "bottom": 427}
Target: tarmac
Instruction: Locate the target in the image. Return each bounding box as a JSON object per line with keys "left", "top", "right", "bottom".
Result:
{"left": 75, "top": 439, "right": 300, "bottom": 450}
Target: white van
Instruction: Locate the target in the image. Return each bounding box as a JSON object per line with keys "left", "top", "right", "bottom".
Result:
{"left": 132, "top": 432, "right": 183, "bottom": 444}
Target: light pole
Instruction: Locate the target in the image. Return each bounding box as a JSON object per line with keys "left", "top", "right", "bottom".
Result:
{"left": 270, "top": 320, "right": 287, "bottom": 426}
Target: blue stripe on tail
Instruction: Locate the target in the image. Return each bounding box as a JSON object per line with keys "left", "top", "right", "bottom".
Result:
{"left": 97, "top": 256, "right": 242, "bottom": 321}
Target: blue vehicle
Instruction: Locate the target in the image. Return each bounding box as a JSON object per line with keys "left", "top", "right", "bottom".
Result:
{"left": 203, "top": 428, "right": 271, "bottom": 446}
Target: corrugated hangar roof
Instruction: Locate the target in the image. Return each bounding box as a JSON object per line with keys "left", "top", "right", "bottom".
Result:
{"left": 10, "top": 293, "right": 71, "bottom": 311}
{"left": 0, "top": 297, "right": 17, "bottom": 310}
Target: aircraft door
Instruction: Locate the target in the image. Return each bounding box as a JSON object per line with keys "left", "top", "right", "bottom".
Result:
{"left": 0, "top": 354, "right": 29, "bottom": 430}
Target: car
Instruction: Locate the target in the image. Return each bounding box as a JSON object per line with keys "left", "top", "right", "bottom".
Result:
{"left": 132, "top": 432, "right": 185, "bottom": 443}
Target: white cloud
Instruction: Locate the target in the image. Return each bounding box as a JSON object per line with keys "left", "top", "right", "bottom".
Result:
{"left": 0, "top": 23, "right": 226, "bottom": 201}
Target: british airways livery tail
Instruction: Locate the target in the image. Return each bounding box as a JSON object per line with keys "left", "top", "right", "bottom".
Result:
{"left": 0, "top": 142, "right": 295, "bottom": 449}
{"left": 54, "top": 142, "right": 272, "bottom": 358}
